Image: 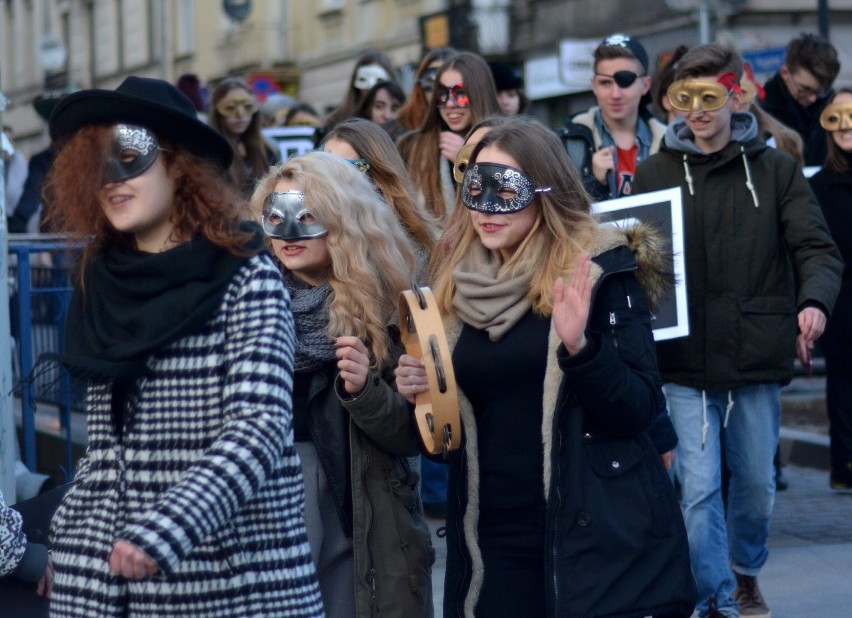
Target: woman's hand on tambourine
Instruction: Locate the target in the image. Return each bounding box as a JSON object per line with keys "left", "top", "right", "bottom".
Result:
{"left": 553, "top": 251, "right": 592, "bottom": 355}
{"left": 395, "top": 354, "right": 428, "bottom": 405}
{"left": 336, "top": 336, "right": 371, "bottom": 395}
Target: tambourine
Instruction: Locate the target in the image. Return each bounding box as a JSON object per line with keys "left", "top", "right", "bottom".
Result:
{"left": 399, "top": 287, "right": 461, "bottom": 459}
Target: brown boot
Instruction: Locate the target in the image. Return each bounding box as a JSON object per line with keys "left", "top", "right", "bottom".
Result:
{"left": 733, "top": 573, "right": 771, "bottom": 618}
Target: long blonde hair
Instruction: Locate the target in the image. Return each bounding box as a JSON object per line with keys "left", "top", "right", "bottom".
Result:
{"left": 251, "top": 152, "right": 415, "bottom": 369}
{"left": 431, "top": 117, "right": 599, "bottom": 317}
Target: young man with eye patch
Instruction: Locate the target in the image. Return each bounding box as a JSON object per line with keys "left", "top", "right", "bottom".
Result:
{"left": 633, "top": 44, "right": 842, "bottom": 618}
{"left": 562, "top": 33, "right": 666, "bottom": 201}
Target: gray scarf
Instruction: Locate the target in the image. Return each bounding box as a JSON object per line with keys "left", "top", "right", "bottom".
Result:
{"left": 451, "top": 243, "right": 533, "bottom": 342}
{"left": 282, "top": 270, "right": 337, "bottom": 372}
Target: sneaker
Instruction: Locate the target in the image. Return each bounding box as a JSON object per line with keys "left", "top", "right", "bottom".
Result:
{"left": 733, "top": 573, "right": 771, "bottom": 618}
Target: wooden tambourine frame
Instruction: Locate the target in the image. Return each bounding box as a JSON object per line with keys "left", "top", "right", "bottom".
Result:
{"left": 399, "top": 287, "right": 460, "bottom": 459}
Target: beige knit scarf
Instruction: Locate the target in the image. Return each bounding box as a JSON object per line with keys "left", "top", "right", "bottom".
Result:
{"left": 451, "top": 242, "right": 533, "bottom": 342}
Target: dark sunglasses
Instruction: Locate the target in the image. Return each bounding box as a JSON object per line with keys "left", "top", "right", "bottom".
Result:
{"left": 594, "top": 70, "right": 644, "bottom": 88}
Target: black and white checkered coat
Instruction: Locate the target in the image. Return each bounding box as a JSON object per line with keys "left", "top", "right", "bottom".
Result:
{"left": 49, "top": 253, "right": 325, "bottom": 618}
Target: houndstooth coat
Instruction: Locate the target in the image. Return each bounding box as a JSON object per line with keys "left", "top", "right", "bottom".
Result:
{"left": 49, "top": 253, "right": 325, "bottom": 618}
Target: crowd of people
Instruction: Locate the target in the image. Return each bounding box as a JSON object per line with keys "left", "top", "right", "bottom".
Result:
{"left": 0, "top": 28, "right": 848, "bottom": 618}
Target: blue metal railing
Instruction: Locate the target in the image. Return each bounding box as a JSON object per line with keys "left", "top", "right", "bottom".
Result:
{"left": 8, "top": 236, "right": 81, "bottom": 481}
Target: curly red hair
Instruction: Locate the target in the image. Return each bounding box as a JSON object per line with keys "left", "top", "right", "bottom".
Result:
{"left": 44, "top": 124, "right": 255, "bottom": 285}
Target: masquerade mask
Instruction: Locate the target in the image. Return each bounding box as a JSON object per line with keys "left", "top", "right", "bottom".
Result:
{"left": 418, "top": 67, "right": 439, "bottom": 93}
{"left": 262, "top": 191, "right": 328, "bottom": 241}
{"left": 354, "top": 65, "right": 390, "bottom": 91}
{"left": 453, "top": 142, "right": 477, "bottom": 183}
{"left": 104, "top": 124, "right": 161, "bottom": 185}
{"left": 667, "top": 76, "right": 737, "bottom": 112}
{"left": 346, "top": 158, "right": 370, "bottom": 173}
{"left": 435, "top": 82, "right": 470, "bottom": 109}
{"left": 739, "top": 63, "right": 764, "bottom": 105}
{"left": 462, "top": 163, "right": 551, "bottom": 214}
{"left": 820, "top": 102, "right": 852, "bottom": 132}
{"left": 594, "top": 70, "right": 643, "bottom": 89}
{"left": 216, "top": 97, "right": 258, "bottom": 118}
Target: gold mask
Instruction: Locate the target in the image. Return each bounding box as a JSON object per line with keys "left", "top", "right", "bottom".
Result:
{"left": 820, "top": 102, "right": 852, "bottom": 132}
{"left": 453, "top": 142, "right": 478, "bottom": 183}
{"left": 667, "top": 80, "right": 731, "bottom": 112}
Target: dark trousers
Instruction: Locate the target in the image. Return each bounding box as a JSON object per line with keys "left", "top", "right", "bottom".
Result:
{"left": 823, "top": 334, "right": 852, "bottom": 474}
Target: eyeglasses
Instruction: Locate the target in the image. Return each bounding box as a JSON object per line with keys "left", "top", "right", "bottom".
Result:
{"left": 789, "top": 75, "right": 830, "bottom": 101}
{"left": 418, "top": 68, "right": 438, "bottom": 93}
{"left": 435, "top": 82, "right": 470, "bottom": 109}
{"left": 216, "top": 99, "right": 258, "bottom": 118}
{"left": 593, "top": 71, "right": 644, "bottom": 89}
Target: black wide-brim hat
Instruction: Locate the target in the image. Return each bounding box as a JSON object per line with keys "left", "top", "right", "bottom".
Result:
{"left": 49, "top": 75, "right": 233, "bottom": 170}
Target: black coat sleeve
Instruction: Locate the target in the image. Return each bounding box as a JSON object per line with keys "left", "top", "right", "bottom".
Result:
{"left": 557, "top": 270, "right": 667, "bottom": 440}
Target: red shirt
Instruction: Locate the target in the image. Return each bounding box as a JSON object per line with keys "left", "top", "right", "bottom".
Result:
{"left": 616, "top": 144, "right": 639, "bottom": 196}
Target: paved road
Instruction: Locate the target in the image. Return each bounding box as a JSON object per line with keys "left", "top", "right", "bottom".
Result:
{"left": 426, "top": 464, "right": 852, "bottom": 618}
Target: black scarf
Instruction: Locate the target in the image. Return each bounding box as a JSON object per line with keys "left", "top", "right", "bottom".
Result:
{"left": 52, "top": 223, "right": 265, "bottom": 382}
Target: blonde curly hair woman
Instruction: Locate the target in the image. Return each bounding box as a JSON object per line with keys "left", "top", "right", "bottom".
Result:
{"left": 251, "top": 151, "right": 434, "bottom": 618}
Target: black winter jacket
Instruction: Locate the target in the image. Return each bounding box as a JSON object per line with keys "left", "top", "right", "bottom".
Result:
{"left": 633, "top": 125, "right": 842, "bottom": 389}
{"left": 443, "top": 227, "right": 696, "bottom": 618}
{"left": 809, "top": 165, "right": 852, "bottom": 340}
{"left": 762, "top": 72, "right": 831, "bottom": 167}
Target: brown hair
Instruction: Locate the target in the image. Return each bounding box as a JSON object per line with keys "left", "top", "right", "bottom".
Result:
{"left": 321, "top": 118, "right": 439, "bottom": 251}
{"left": 396, "top": 52, "right": 501, "bottom": 220}
{"left": 325, "top": 49, "right": 399, "bottom": 130}
{"left": 208, "top": 77, "right": 274, "bottom": 197}
{"left": 824, "top": 87, "right": 852, "bottom": 173}
{"left": 674, "top": 44, "right": 743, "bottom": 82}
{"left": 43, "top": 124, "right": 253, "bottom": 287}
{"left": 430, "top": 116, "right": 598, "bottom": 316}
{"left": 651, "top": 45, "right": 690, "bottom": 122}
{"left": 785, "top": 33, "right": 840, "bottom": 92}
{"left": 397, "top": 47, "right": 457, "bottom": 131}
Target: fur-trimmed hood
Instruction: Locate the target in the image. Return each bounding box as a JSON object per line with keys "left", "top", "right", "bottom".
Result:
{"left": 621, "top": 221, "right": 676, "bottom": 312}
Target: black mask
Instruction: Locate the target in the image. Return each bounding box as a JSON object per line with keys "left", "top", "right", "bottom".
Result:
{"left": 461, "top": 162, "right": 551, "bottom": 213}
{"left": 103, "top": 124, "right": 161, "bottom": 185}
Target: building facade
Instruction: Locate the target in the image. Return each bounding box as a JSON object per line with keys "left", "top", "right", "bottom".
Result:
{"left": 2, "top": 0, "right": 852, "bottom": 155}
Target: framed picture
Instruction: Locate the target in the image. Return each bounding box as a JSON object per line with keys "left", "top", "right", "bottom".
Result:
{"left": 592, "top": 187, "right": 689, "bottom": 341}
{"left": 262, "top": 126, "right": 318, "bottom": 162}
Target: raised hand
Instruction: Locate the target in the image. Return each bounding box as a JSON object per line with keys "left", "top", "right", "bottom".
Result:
{"left": 553, "top": 251, "right": 593, "bottom": 355}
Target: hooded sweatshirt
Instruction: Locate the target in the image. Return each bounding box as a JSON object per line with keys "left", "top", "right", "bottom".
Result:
{"left": 633, "top": 112, "right": 842, "bottom": 390}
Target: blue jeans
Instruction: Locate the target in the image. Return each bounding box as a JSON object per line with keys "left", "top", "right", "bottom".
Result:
{"left": 665, "top": 383, "right": 780, "bottom": 618}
